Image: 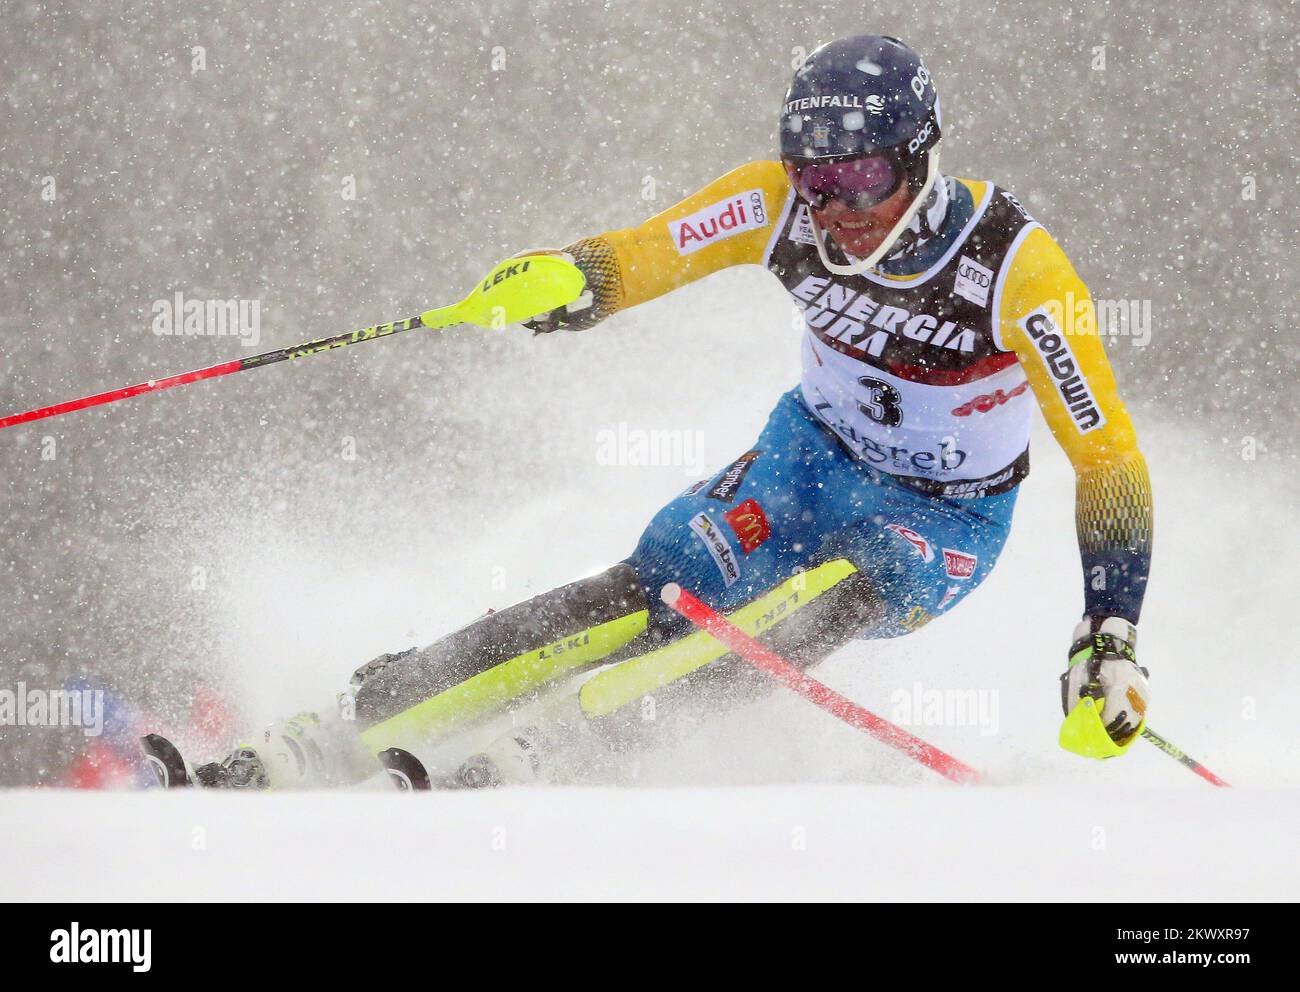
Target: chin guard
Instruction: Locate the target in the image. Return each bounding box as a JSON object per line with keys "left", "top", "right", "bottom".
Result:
{"left": 810, "top": 147, "right": 940, "bottom": 275}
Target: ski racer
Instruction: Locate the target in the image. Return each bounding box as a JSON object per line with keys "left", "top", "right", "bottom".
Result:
{"left": 171, "top": 34, "right": 1154, "bottom": 789}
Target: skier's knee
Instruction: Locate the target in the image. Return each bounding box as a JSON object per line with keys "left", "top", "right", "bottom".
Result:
{"left": 577, "top": 558, "right": 884, "bottom": 742}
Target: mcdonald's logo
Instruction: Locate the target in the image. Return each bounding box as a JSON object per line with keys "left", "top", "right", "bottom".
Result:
{"left": 723, "top": 499, "right": 771, "bottom": 554}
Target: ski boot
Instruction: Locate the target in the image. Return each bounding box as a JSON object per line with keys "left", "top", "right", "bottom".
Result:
{"left": 447, "top": 724, "right": 552, "bottom": 788}
{"left": 192, "top": 744, "right": 270, "bottom": 789}
{"left": 377, "top": 725, "right": 552, "bottom": 792}
{"left": 144, "top": 707, "right": 378, "bottom": 790}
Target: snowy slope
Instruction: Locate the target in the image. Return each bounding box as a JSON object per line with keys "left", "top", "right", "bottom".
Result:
{"left": 3, "top": 785, "right": 1295, "bottom": 901}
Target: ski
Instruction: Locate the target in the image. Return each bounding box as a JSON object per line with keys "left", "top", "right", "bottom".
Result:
{"left": 139, "top": 734, "right": 194, "bottom": 788}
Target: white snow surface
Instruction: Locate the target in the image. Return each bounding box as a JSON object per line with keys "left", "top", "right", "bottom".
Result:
{"left": 3, "top": 785, "right": 1297, "bottom": 901}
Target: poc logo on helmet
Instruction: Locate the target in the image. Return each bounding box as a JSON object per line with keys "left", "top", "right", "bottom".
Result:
{"left": 907, "top": 119, "right": 935, "bottom": 154}
{"left": 910, "top": 63, "right": 932, "bottom": 100}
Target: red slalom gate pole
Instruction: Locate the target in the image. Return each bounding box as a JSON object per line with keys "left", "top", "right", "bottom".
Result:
{"left": 661, "top": 583, "right": 984, "bottom": 785}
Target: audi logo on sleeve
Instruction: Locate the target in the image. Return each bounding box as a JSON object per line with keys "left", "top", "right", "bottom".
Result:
{"left": 668, "top": 190, "right": 767, "bottom": 256}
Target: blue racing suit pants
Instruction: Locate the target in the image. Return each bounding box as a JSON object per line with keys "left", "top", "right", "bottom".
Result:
{"left": 627, "top": 389, "right": 1019, "bottom": 639}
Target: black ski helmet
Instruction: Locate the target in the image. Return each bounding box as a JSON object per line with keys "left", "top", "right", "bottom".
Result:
{"left": 780, "top": 35, "right": 940, "bottom": 167}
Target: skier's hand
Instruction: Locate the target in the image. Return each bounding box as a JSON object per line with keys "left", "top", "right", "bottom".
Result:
{"left": 1058, "top": 616, "right": 1150, "bottom": 758}
{"left": 514, "top": 249, "right": 598, "bottom": 333}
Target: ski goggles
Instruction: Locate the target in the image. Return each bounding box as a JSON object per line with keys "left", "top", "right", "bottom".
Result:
{"left": 783, "top": 152, "right": 907, "bottom": 211}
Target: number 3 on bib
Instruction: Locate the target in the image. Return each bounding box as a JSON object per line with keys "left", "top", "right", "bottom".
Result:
{"left": 857, "top": 376, "right": 904, "bottom": 427}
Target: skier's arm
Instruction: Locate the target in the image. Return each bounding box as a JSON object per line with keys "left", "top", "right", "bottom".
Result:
{"left": 523, "top": 160, "right": 791, "bottom": 332}
{"left": 997, "top": 226, "right": 1154, "bottom": 625}
{"left": 999, "top": 226, "right": 1155, "bottom": 756}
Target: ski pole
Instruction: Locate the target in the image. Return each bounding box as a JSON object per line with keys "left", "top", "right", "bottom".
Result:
{"left": 0, "top": 315, "right": 424, "bottom": 431}
{"left": 1140, "top": 726, "right": 1230, "bottom": 787}
{"left": 660, "top": 583, "right": 984, "bottom": 785}
{"left": 0, "top": 254, "right": 585, "bottom": 432}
